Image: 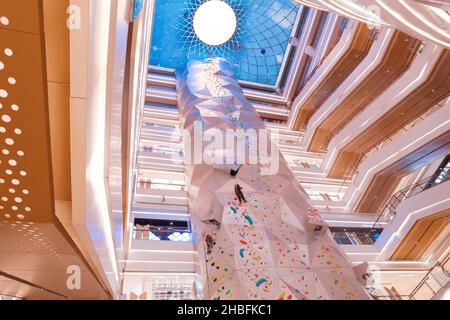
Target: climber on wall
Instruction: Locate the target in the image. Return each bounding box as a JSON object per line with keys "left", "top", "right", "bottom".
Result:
{"left": 205, "top": 234, "right": 215, "bottom": 255}
{"left": 234, "top": 184, "right": 247, "bottom": 205}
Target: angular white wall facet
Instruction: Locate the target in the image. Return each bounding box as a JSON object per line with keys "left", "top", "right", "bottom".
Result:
{"left": 177, "top": 58, "right": 369, "bottom": 300}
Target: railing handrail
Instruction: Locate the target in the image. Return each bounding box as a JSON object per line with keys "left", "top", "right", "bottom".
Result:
{"left": 367, "top": 167, "right": 450, "bottom": 237}
{"left": 408, "top": 261, "right": 450, "bottom": 300}
{"left": 369, "top": 175, "right": 438, "bottom": 232}
{"left": 391, "top": 171, "right": 447, "bottom": 214}
{"left": 371, "top": 257, "right": 450, "bottom": 300}
{"left": 391, "top": 174, "right": 436, "bottom": 201}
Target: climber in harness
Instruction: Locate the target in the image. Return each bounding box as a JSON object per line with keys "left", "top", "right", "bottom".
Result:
{"left": 205, "top": 234, "right": 215, "bottom": 255}
{"left": 234, "top": 184, "right": 247, "bottom": 205}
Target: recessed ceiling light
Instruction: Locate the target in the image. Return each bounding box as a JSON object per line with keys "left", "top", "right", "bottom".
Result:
{"left": 193, "top": 0, "right": 237, "bottom": 46}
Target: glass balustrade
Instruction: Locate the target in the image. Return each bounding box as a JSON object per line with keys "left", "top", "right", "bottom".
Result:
{"left": 133, "top": 219, "right": 192, "bottom": 242}
{"left": 371, "top": 257, "right": 450, "bottom": 300}
{"left": 330, "top": 227, "right": 382, "bottom": 245}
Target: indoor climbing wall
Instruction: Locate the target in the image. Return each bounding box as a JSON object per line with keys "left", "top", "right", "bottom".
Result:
{"left": 177, "top": 58, "right": 369, "bottom": 300}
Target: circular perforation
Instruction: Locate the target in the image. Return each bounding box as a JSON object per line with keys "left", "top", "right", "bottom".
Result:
{"left": 0, "top": 16, "right": 9, "bottom": 26}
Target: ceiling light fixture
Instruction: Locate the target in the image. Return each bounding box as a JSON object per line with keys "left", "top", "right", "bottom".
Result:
{"left": 193, "top": 0, "right": 237, "bottom": 46}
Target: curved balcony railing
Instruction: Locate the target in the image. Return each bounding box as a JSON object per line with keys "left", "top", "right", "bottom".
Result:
{"left": 372, "top": 256, "right": 450, "bottom": 300}
{"left": 369, "top": 168, "right": 450, "bottom": 233}
{"left": 339, "top": 96, "right": 450, "bottom": 183}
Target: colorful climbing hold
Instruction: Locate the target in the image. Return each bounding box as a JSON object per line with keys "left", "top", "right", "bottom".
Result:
{"left": 244, "top": 215, "right": 254, "bottom": 225}
{"left": 256, "top": 278, "right": 268, "bottom": 287}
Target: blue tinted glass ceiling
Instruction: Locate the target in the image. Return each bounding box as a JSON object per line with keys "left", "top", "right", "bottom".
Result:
{"left": 150, "top": 0, "right": 300, "bottom": 86}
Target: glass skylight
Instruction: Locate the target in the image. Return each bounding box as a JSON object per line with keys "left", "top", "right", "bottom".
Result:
{"left": 150, "top": 0, "right": 301, "bottom": 86}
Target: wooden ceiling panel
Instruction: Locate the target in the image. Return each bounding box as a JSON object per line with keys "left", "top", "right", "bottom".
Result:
{"left": 309, "top": 31, "right": 421, "bottom": 152}
{"left": 329, "top": 50, "right": 450, "bottom": 179}
{"left": 355, "top": 174, "right": 402, "bottom": 214}
{"left": 391, "top": 209, "right": 450, "bottom": 261}
{"left": 292, "top": 24, "right": 374, "bottom": 130}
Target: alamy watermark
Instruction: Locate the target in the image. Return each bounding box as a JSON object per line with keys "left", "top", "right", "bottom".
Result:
{"left": 169, "top": 121, "right": 280, "bottom": 175}
{"left": 66, "top": 265, "right": 81, "bottom": 290}
{"left": 66, "top": 5, "right": 81, "bottom": 30}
